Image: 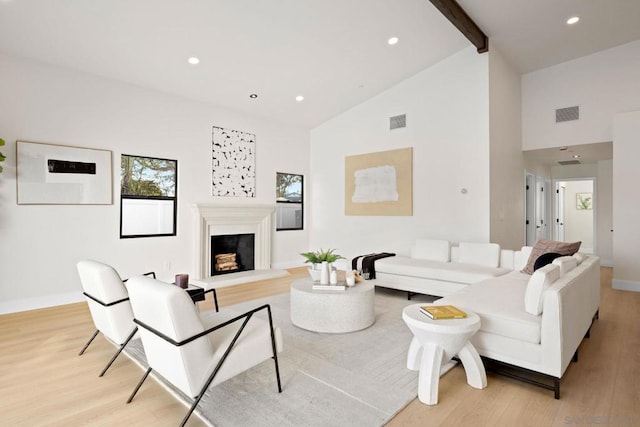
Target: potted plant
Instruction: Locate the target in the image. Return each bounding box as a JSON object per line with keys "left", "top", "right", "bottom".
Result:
{"left": 300, "top": 248, "right": 345, "bottom": 281}
{"left": 0, "top": 138, "right": 5, "bottom": 173}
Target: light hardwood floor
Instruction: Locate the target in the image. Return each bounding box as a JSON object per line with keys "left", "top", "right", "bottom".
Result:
{"left": 0, "top": 267, "right": 637, "bottom": 426}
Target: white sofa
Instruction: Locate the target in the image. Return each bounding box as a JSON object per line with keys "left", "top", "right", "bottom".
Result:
{"left": 437, "top": 251, "right": 600, "bottom": 398}
{"left": 374, "top": 239, "right": 515, "bottom": 297}
{"left": 372, "top": 239, "right": 600, "bottom": 397}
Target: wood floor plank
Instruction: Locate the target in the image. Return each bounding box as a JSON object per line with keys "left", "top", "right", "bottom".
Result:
{"left": 0, "top": 266, "right": 637, "bottom": 426}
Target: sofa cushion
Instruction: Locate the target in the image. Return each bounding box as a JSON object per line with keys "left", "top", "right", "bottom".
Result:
{"left": 411, "top": 239, "right": 450, "bottom": 262}
{"left": 437, "top": 272, "right": 542, "bottom": 344}
{"left": 458, "top": 242, "right": 501, "bottom": 268}
{"left": 375, "top": 256, "right": 509, "bottom": 284}
{"left": 524, "top": 264, "right": 560, "bottom": 315}
{"left": 514, "top": 246, "right": 533, "bottom": 271}
{"left": 533, "top": 252, "right": 562, "bottom": 271}
{"left": 553, "top": 256, "right": 578, "bottom": 276}
{"left": 522, "top": 239, "right": 581, "bottom": 274}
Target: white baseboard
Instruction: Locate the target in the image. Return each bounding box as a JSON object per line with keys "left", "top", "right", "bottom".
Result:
{"left": 612, "top": 279, "right": 640, "bottom": 292}
{"left": 0, "top": 291, "right": 85, "bottom": 315}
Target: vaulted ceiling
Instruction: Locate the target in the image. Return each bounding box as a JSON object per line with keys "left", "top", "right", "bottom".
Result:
{"left": 1, "top": 0, "right": 639, "bottom": 129}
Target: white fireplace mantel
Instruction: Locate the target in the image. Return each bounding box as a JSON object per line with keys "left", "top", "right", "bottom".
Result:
{"left": 192, "top": 204, "right": 284, "bottom": 284}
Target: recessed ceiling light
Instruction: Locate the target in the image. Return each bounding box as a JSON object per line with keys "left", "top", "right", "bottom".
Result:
{"left": 249, "top": 93, "right": 258, "bottom": 99}
{"left": 295, "top": 95, "right": 304, "bottom": 102}
{"left": 567, "top": 16, "right": 580, "bottom": 25}
{"left": 188, "top": 57, "right": 200, "bottom": 65}
{"left": 387, "top": 36, "right": 399, "bottom": 45}
{"left": 573, "top": 154, "right": 581, "bottom": 159}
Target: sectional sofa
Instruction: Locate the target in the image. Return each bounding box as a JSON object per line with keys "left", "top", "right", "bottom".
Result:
{"left": 372, "top": 239, "right": 600, "bottom": 398}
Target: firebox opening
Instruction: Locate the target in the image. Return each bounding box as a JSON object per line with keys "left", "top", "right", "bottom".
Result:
{"left": 210, "top": 233, "right": 255, "bottom": 276}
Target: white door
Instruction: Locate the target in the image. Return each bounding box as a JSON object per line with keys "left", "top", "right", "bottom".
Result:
{"left": 555, "top": 182, "right": 565, "bottom": 241}
{"left": 525, "top": 173, "right": 536, "bottom": 245}
{"left": 535, "top": 175, "right": 547, "bottom": 241}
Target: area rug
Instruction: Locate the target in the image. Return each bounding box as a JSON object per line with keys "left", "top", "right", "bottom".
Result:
{"left": 123, "top": 288, "right": 437, "bottom": 426}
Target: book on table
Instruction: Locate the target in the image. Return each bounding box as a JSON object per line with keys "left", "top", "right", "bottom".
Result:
{"left": 419, "top": 305, "right": 467, "bottom": 320}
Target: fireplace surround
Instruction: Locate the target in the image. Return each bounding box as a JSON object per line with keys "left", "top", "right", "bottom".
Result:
{"left": 192, "top": 204, "right": 287, "bottom": 287}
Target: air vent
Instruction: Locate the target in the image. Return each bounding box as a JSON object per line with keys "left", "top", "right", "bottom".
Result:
{"left": 556, "top": 106, "right": 579, "bottom": 123}
{"left": 558, "top": 160, "right": 582, "bottom": 166}
{"left": 390, "top": 114, "right": 406, "bottom": 130}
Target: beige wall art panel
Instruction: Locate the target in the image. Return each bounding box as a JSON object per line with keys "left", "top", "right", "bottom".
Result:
{"left": 345, "top": 147, "right": 412, "bottom": 216}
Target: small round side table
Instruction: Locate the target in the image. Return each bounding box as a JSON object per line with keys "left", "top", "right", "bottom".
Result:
{"left": 402, "top": 304, "right": 487, "bottom": 405}
{"left": 290, "top": 278, "right": 375, "bottom": 333}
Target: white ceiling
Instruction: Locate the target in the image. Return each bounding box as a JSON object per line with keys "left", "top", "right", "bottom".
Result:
{"left": 1, "top": 0, "right": 639, "bottom": 129}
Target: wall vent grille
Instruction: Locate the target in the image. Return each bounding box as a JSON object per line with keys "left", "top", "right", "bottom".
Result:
{"left": 556, "top": 106, "right": 579, "bottom": 123}
{"left": 390, "top": 114, "right": 406, "bottom": 130}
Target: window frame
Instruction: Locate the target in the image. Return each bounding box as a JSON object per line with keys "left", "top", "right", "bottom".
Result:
{"left": 120, "top": 154, "right": 178, "bottom": 239}
{"left": 275, "top": 172, "right": 303, "bottom": 231}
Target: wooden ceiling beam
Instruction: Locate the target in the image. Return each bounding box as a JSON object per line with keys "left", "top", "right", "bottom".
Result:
{"left": 429, "top": 0, "right": 488, "bottom": 53}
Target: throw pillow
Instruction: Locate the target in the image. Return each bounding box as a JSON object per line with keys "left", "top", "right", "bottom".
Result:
{"left": 533, "top": 252, "right": 562, "bottom": 271}
{"left": 521, "top": 239, "right": 581, "bottom": 275}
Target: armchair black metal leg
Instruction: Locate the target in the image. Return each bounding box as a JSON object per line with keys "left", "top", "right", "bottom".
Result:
{"left": 127, "top": 367, "right": 152, "bottom": 404}
{"left": 99, "top": 327, "right": 137, "bottom": 377}
{"left": 79, "top": 329, "right": 100, "bottom": 356}
{"left": 180, "top": 314, "right": 254, "bottom": 427}
{"left": 267, "top": 305, "right": 283, "bottom": 393}
{"left": 213, "top": 289, "right": 219, "bottom": 312}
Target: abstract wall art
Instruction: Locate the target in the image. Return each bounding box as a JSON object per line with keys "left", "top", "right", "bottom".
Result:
{"left": 16, "top": 140, "right": 112, "bottom": 205}
{"left": 212, "top": 126, "right": 256, "bottom": 197}
{"left": 345, "top": 147, "right": 413, "bottom": 216}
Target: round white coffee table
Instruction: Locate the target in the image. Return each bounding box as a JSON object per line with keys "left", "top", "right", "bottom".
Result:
{"left": 402, "top": 304, "right": 487, "bottom": 405}
{"left": 290, "top": 278, "right": 375, "bottom": 333}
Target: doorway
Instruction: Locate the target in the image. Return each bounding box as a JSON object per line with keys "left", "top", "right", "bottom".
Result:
{"left": 553, "top": 179, "right": 595, "bottom": 254}
{"left": 525, "top": 172, "right": 551, "bottom": 246}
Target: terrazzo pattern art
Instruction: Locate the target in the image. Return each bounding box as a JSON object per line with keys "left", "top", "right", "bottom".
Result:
{"left": 212, "top": 126, "right": 256, "bottom": 197}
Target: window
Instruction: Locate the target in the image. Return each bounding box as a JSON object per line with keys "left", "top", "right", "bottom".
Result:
{"left": 276, "top": 172, "right": 303, "bottom": 231}
{"left": 120, "top": 154, "right": 177, "bottom": 238}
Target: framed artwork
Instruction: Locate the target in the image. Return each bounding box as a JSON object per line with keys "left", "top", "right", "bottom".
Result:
{"left": 120, "top": 154, "right": 177, "bottom": 238}
{"left": 576, "top": 192, "right": 592, "bottom": 210}
{"left": 345, "top": 147, "right": 413, "bottom": 216}
{"left": 212, "top": 126, "right": 256, "bottom": 197}
{"left": 16, "top": 140, "right": 112, "bottom": 205}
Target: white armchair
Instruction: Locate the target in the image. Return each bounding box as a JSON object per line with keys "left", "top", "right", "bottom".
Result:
{"left": 76, "top": 260, "right": 154, "bottom": 376}
{"left": 125, "top": 275, "right": 283, "bottom": 426}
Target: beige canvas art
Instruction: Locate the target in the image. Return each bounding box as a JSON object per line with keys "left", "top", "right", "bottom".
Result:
{"left": 345, "top": 147, "right": 413, "bottom": 216}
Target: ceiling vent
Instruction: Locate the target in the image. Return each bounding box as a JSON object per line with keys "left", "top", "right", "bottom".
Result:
{"left": 556, "top": 106, "right": 579, "bottom": 123}
{"left": 558, "top": 160, "right": 582, "bottom": 166}
{"left": 390, "top": 114, "right": 406, "bottom": 130}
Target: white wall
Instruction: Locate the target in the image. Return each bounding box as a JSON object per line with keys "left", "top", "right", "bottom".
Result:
{"left": 612, "top": 111, "right": 640, "bottom": 291}
{"left": 596, "top": 160, "right": 613, "bottom": 266}
{"left": 522, "top": 40, "right": 640, "bottom": 150}
{"left": 522, "top": 41, "right": 640, "bottom": 290}
{"left": 309, "top": 47, "right": 490, "bottom": 261}
{"left": 0, "top": 53, "right": 310, "bottom": 313}
{"left": 489, "top": 48, "right": 525, "bottom": 251}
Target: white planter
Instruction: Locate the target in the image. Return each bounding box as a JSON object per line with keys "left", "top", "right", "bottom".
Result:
{"left": 308, "top": 265, "right": 322, "bottom": 281}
